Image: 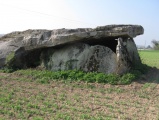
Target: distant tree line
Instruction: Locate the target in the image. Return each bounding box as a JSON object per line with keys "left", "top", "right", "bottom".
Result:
{"left": 152, "top": 40, "right": 159, "bottom": 50}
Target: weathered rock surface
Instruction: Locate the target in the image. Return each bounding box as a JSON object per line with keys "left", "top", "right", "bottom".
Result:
{"left": 0, "top": 24, "right": 144, "bottom": 74}
{"left": 41, "top": 43, "right": 117, "bottom": 74}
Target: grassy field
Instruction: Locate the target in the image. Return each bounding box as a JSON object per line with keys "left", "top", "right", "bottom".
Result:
{"left": 0, "top": 50, "right": 159, "bottom": 120}
{"left": 138, "top": 50, "right": 159, "bottom": 69}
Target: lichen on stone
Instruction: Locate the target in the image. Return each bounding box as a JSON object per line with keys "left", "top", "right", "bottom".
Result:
{"left": 5, "top": 51, "right": 15, "bottom": 66}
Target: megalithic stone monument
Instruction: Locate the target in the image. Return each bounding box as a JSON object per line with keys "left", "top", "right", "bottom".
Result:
{"left": 0, "top": 24, "right": 144, "bottom": 74}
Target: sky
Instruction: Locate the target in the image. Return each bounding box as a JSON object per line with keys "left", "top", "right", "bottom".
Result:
{"left": 0, "top": 0, "right": 159, "bottom": 46}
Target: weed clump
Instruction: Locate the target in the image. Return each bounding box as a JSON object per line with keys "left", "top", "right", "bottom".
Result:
{"left": 0, "top": 62, "right": 149, "bottom": 85}
{"left": 0, "top": 67, "right": 14, "bottom": 73}
{"left": 11, "top": 69, "right": 140, "bottom": 85}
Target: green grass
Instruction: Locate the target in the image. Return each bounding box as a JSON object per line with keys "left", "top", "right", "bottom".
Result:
{"left": 138, "top": 50, "right": 159, "bottom": 68}
{"left": 10, "top": 69, "right": 136, "bottom": 85}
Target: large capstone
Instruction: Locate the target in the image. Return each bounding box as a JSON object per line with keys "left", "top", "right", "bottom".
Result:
{"left": 0, "top": 24, "right": 144, "bottom": 74}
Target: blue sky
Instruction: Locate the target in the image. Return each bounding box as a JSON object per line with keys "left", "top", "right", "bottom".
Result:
{"left": 0, "top": 0, "right": 159, "bottom": 46}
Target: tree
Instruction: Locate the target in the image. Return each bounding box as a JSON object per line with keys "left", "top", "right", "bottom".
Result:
{"left": 146, "top": 45, "right": 152, "bottom": 49}
{"left": 151, "top": 40, "right": 159, "bottom": 50}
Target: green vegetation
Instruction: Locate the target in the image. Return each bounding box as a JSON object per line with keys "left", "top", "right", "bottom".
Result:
{"left": 138, "top": 50, "right": 159, "bottom": 68}
{"left": 12, "top": 69, "right": 135, "bottom": 85}
{"left": 5, "top": 52, "right": 15, "bottom": 64}
{"left": 4, "top": 51, "right": 16, "bottom": 69}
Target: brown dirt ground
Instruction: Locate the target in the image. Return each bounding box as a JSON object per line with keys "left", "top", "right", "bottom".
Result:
{"left": 0, "top": 68, "right": 159, "bottom": 120}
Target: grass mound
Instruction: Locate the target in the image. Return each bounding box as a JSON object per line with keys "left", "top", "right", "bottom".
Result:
{"left": 0, "top": 65, "right": 147, "bottom": 85}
